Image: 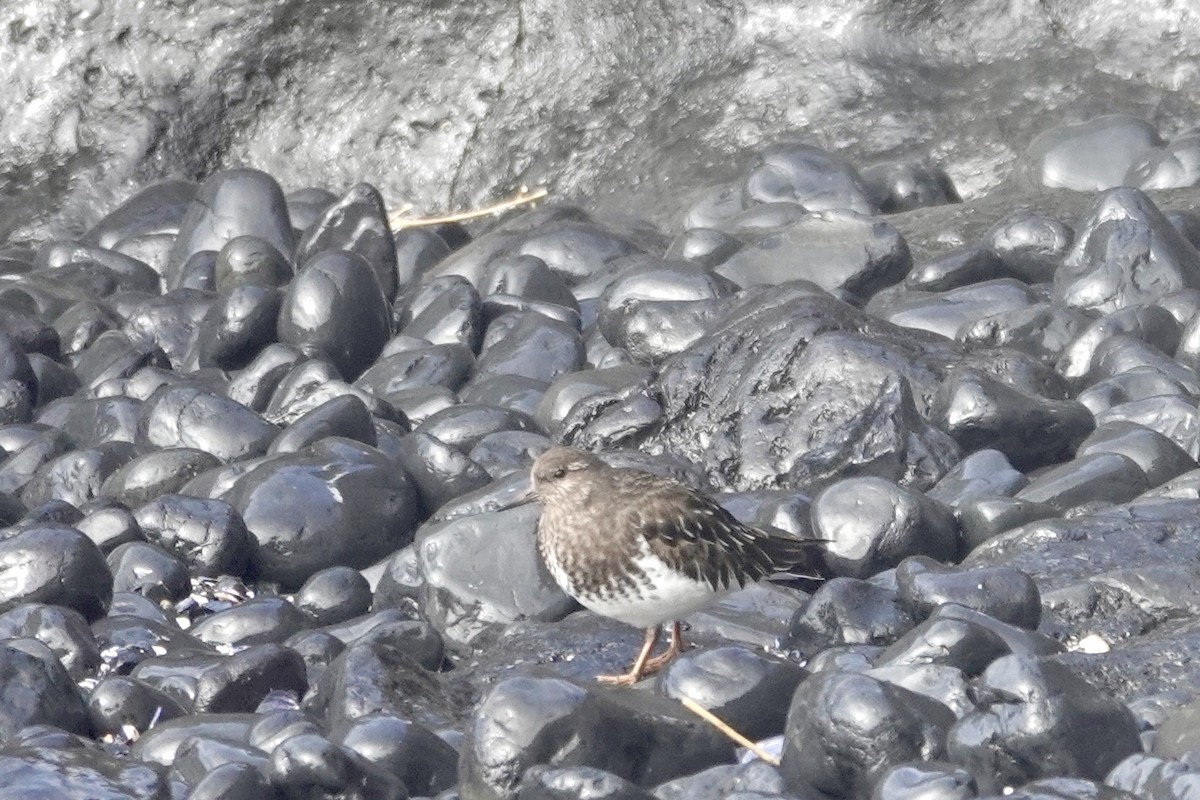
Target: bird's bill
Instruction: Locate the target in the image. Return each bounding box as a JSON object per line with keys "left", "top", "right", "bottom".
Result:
{"left": 491, "top": 481, "right": 538, "bottom": 511}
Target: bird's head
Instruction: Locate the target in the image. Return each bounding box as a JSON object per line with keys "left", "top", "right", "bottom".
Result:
{"left": 530, "top": 447, "right": 606, "bottom": 501}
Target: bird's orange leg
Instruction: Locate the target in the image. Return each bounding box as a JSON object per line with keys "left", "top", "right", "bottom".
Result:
{"left": 642, "top": 620, "right": 686, "bottom": 672}
{"left": 598, "top": 625, "right": 661, "bottom": 686}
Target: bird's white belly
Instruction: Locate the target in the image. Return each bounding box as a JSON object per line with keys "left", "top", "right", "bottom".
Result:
{"left": 548, "top": 545, "right": 730, "bottom": 629}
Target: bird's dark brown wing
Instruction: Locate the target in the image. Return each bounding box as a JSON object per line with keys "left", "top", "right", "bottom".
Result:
{"left": 608, "top": 469, "right": 826, "bottom": 591}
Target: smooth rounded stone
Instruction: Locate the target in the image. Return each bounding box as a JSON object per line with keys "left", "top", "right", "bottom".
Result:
{"left": 1135, "top": 467, "right": 1200, "bottom": 503}
{"left": 947, "top": 655, "right": 1141, "bottom": 793}
{"left": 295, "top": 566, "right": 372, "bottom": 626}
{"left": 958, "top": 303, "right": 1089, "bottom": 364}
{"left": 55, "top": 300, "right": 122, "bottom": 356}
{"left": 397, "top": 275, "right": 484, "bottom": 350}
{"left": 932, "top": 368, "right": 1094, "bottom": 472}
{"left": 315, "top": 610, "right": 442, "bottom": 666}
{"left": 663, "top": 227, "right": 743, "bottom": 268}
{"left": 0, "top": 428, "right": 72, "bottom": 495}
{"left": 378, "top": 386, "right": 459, "bottom": 428}
{"left": 656, "top": 646, "right": 807, "bottom": 740}
{"left": 76, "top": 503, "right": 142, "bottom": 554}
{"left": 0, "top": 524, "right": 112, "bottom": 621}
{"left": 1055, "top": 188, "right": 1200, "bottom": 314}
{"left": 470, "top": 311, "right": 586, "bottom": 389}
{"left": 192, "top": 642, "right": 307, "bottom": 713}
{"left": 55, "top": 396, "right": 144, "bottom": 448}
{"left": 22, "top": 498, "right": 84, "bottom": 528}
{"left": 416, "top": 503, "right": 576, "bottom": 650}
{"left": 741, "top": 143, "right": 874, "bottom": 214}
{"left": 415, "top": 402, "right": 541, "bottom": 452}
{"left": 0, "top": 379, "right": 31, "bottom": 426}
{"left": 0, "top": 423, "right": 53, "bottom": 456}
{"left": 481, "top": 253, "right": 579, "bottom": 311}
{"left": 268, "top": 731, "right": 407, "bottom": 800}
{"left": 0, "top": 333, "right": 32, "bottom": 401}
{"left": 138, "top": 385, "right": 278, "bottom": 463}
{"left": 866, "top": 663, "right": 974, "bottom": 719}
{"left": 718, "top": 211, "right": 909, "bottom": 296}
{"left": 780, "top": 671, "right": 954, "bottom": 798}
{"left": 812, "top": 477, "right": 958, "bottom": 577}
{"left": 512, "top": 220, "right": 645, "bottom": 284}
{"left": 83, "top": 178, "right": 197, "bottom": 248}
{"left": 787, "top": 578, "right": 916, "bottom": 653}
{"left": 1024, "top": 115, "right": 1163, "bottom": 191}
{"left": 461, "top": 675, "right": 735, "bottom": 800}
{"left": 131, "top": 712, "right": 258, "bottom": 765}
{"left": 876, "top": 278, "right": 1040, "bottom": 340}
{"left": 295, "top": 182, "right": 398, "bottom": 299}
{"left": 1078, "top": 366, "right": 1193, "bottom": 415}
{"left": 132, "top": 494, "right": 256, "bottom": 578}
{"left": 654, "top": 761, "right": 788, "bottom": 800}
{"left": 904, "top": 246, "right": 1007, "bottom": 292}
{"left": 278, "top": 249, "right": 392, "bottom": 380}
{"left": 395, "top": 228, "right": 451, "bottom": 287}
{"left": 1077, "top": 421, "right": 1197, "bottom": 489}
{"left": 171, "top": 736, "right": 273, "bottom": 793}
{"left": 1127, "top": 133, "right": 1200, "bottom": 190}
{"left": 597, "top": 295, "right": 725, "bottom": 365}
{"left": 875, "top": 616, "right": 1010, "bottom": 677}
{"left": 518, "top": 765, "right": 656, "bottom": 800}
{"left": 110, "top": 231, "right": 182, "bottom": 273}
{"left": 87, "top": 675, "right": 188, "bottom": 738}
{"left": 285, "top": 629, "right": 346, "bottom": 685}
{"left": 174, "top": 249, "right": 218, "bottom": 290}
{"left": 1152, "top": 694, "right": 1200, "bottom": 758}
{"left": 895, "top": 557, "right": 1040, "bottom": 629}
{"left": 395, "top": 431, "right": 493, "bottom": 512}
{"left": 1057, "top": 305, "right": 1181, "bottom": 383}
{"left": 214, "top": 234, "right": 292, "bottom": 292}
{"left": 18, "top": 441, "right": 137, "bottom": 509}
{"left": 98, "top": 447, "right": 222, "bottom": 507}
{"left": 35, "top": 243, "right": 162, "bottom": 295}
{"left": 188, "top": 597, "right": 308, "bottom": 649}
{"left": 314, "top": 649, "right": 459, "bottom": 748}
{"left": 71, "top": 330, "right": 169, "bottom": 390}
{"left": 1015, "top": 452, "right": 1149, "bottom": 512}
{"left": 108, "top": 541, "right": 190, "bottom": 600}
{"left": 1088, "top": 335, "right": 1200, "bottom": 396}
{"left": 0, "top": 744, "right": 168, "bottom": 798}
{"left": 104, "top": 620, "right": 215, "bottom": 685}
{"left": 190, "top": 283, "right": 283, "bottom": 370}
{"left": 926, "top": 450, "right": 1026, "bottom": 508}
{"left": 166, "top": 168, "right": 294, "bottom": 285}
{"left": 226, "top": 437, "right": 421, "bottom": 589}
{"left": 27, "top": 353, "right": 80, "bottom": 407}
{"left": 333, "top": 713, "right": 459, "bottom": 797}
{"left": 1095, "top": 395, "right": 1200, "bottom": 459}
{"left": 372, "top": 545, "right": 424, "bottom": 610}
{"left": 0, "top": 640, "right": 89, "bottom": 739}
{"left": 469, "top": 430, "right": 553, "bottom": 479}
{"left": 122, "top": 288, "right": 215, "bottom": 368}
{"left": 861, "top": 160, "right": 960, "bottom": 214}
{"left": 226, "top": 342, "right": 306, "bottom": 412}
{"left": 355, "top": 343, "right": 476, "bottom": 403}
{"left": 1107, "top": 754, "right": 1200, "bottom": 800}
{"left": 0, "top": 603, "right": 99, "bottom": 680}
{"left": 870, "top": 761, "right": 978, "bottom": 800}
{"left": 268, "top": 393, "right": 377, "bottom": 455}
{"left": 263, "top": 361, "right": 400, "bottom": 428}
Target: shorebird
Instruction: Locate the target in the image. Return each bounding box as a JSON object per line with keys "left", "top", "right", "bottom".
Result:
{"left": 526, "top": 446, "right": 825, "bottom": 685}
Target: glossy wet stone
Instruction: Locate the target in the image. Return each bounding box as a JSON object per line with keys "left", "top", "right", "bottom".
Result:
{"left": 269, "top": 730, "right": 408, "bottom": 800}
{"left": 395, "top": 431, "right": 493, "bottom": 512}
{"left": 214, "top": 234, "right": 293, "bottom": 291}
{"left": 0, "top": 603, "right": 99, "bottom": 680}
{"left": 83, "top": 178, "right": 197, "bottom": 249}
{"left": 946, "top": 655, "right": 1140, "bottom": 793}
{"left": 0, "top": 524, "right": 112, "bottom": 621}
{"left": 0, "top": 640, "right": 90, "bottom": 739}
{"left": 1057, "top": 305, "right": 1181, "bottom": 383}
{"left": 99, "top": 447, "right": 221, "bottom": 507}
{"left": 926, "top": 449, "right": 1026, "bottom": 507}
{"left": 470, "top": 311, "right": 585, "bottom": 389}
{"left": 905, "top": 246, "right": 1006, "bottom": 292}
{"left": 294, "top": 566, "right": 372, "bottom": 626}
{"left": 295, "top": 182, "right": 399, "bottom": 300}
{"left": 788, "top": 578, "right": 916, "bottom": 653}
{"left": 398, "top": 275, "right": 484, "bottom": 350}
{"left": 354, "top": 343, "right": 476, "bottom": 402}
{"left": 863, "top": 159, "right": 960, "bottom": 214}
{"left": 0, "top": 745, "right": 167, "bottom": 798}
{"left": 108, "top": 541, "right": 190, "bottom": 599}
{"left": 138, "top": 385, "right": 277, "bottom": 462}
{"left": 281, "top": 251, "right": 391, "bottom": 376}
{"left": 417, "top": 504, "right": 576, "bottom": 649}
{"left": 895, "top": 557, "right": 1041, "bottom": 629}
{"left": 875, "top": 617, "right": 1010, "bottom": 677}
{"left": 190, "top": 283, "right": 283, "bottom": 370}
{"left": 87, "top": 674, "right": 188, "bottom": 738}
{"left": 741, "top": 142, "right": 875, "bottom": 214}
{"left": 878, "top": 278, "right": 1040, "bottom": 340}
{"left": 1024, "top": 115, "right": 1163, "bottom": 191}
{"left": 1014, "top": 452, "right": 1148, "bottom": 511}
{"left": 225, "top": 438, "right": 420, "bottom": 588}
{"left": 188, "top": 597, "right": 307, "bottom": 649}
{"left": 132, "top": 494, "right": 256, "bottom": 578}
{"left": 192, "top": 642, "right": 308, "bottom": 713}
{"left": 268, "top": 393, "right": 378, "bottom": 455}
{"left": 460, "top": 676, "right": 735, "bottom": 800}
{"left": 1077, "top": 421, "right": 1198, "bottom": 489}
{"left": 780, "top": 671, "right": 954, "bottom": 798}
{"left": 656, "top": 646, "right": 806, "bottom": 740}
{"left": 812, "top": 476, "right": 958, "bottom": 577}
{"left": 871, "top": 761, "right": 978, "bottom": 800}
{"left": 18, "top": 441, "right": 136, "bottom": 509}
{"left": 333, "top": 713, "right": 460, "bottom": 796}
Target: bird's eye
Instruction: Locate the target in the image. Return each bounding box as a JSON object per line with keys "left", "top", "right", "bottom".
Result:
{"left": 551, "top": 467, "right": 567, "bottom": 480}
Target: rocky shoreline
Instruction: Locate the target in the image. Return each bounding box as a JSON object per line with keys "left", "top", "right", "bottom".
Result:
{"left": 0, "top": 111, "right": 1199, "bottom": 800}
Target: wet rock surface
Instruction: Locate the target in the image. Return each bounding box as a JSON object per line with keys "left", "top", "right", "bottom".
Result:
{"left": 1, "top": 15, "right": 1200, "bottom": 795}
